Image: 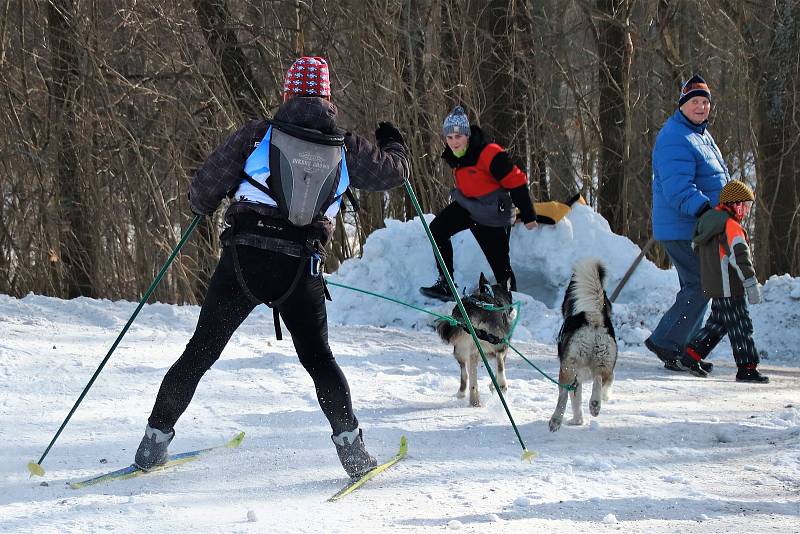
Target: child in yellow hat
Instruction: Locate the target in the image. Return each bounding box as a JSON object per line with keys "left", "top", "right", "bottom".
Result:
{"left": 678, "top": 180, "right": 768, "bottom": 383}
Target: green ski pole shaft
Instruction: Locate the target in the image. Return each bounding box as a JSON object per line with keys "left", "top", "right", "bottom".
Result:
{"left": 28, "top": 214, "right": 201, "bottom": 476}
{"left": 403, "top": 180, "right": 533, "bottom": 459}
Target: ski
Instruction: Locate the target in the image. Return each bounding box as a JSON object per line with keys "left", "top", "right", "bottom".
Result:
{"left": 327, "top": 435, "right": 407, "bottom": 502}
{"left": 69, "top": 431, "right": 245, "bottom": 489}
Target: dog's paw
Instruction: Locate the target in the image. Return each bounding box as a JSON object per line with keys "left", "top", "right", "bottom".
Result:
{"left": 489, "top": 383, "right": 508, "bottom": 394}
{"left": 456, "top": 389, "right": 465, "bottom": 399}
{"left": 469, "top": 397, "right": 481, "bottom": 407}
{"left": 590, "top": 400, "right": 601, "bottom": 417}
{"left": 567, "top": 417, "right": 584, "bottom": 426}
{"left": 549, "top": 417, "right": 562, "bottom": 432}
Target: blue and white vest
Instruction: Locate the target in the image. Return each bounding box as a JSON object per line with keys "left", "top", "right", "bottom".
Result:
{"left": 233, "top": 125, "right": 350, "bottom": 226}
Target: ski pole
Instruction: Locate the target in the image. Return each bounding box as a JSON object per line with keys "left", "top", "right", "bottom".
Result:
{"left": 609, "top": 237, "right": 655, "bottom": 302}
{"left": 27, "top": 214, "right": 202, "bottom": 477}
{"left": 403, "top": 180, "right": 535, "bottom": 462}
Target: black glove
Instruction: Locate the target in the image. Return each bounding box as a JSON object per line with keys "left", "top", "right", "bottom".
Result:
{"left": 375, "top": 121, "right": 406, "bottom": 148}
{"left": 696, "top": 202, "right": 712, "bottom": 217}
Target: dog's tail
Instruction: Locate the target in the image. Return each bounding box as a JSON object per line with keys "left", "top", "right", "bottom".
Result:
{"left": 565, "top": 257, "right": 610, "bottom": 327}
{"left": 435, "top": 318, "right": 461, "bottom": 344}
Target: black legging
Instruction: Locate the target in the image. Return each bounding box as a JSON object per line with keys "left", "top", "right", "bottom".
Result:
{"left": 148, "top": 245, "right": 358, "bottom": 435}
{"left": 430, "top": 201, "right": 515, "bottom": 289}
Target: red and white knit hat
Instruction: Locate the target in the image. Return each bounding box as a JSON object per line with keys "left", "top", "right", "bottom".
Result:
{"left": 283, "top": 56, "right": 331, "bottom": 97}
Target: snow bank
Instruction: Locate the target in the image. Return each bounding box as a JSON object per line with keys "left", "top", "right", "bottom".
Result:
{"left": 328, "top": 204, "right": 800, "bottom": 363}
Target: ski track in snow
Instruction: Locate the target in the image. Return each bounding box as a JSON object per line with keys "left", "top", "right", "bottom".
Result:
{"left": 1, "top": 294, "right": 798, "bottom": 533}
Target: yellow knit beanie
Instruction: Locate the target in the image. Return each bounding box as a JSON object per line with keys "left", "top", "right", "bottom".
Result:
{"left": 719, "top": 180, "right": 755, "bottom": 204}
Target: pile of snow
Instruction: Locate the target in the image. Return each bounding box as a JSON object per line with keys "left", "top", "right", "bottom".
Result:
{"left": 329, "top": 204, "right": 800, "bottom": 363}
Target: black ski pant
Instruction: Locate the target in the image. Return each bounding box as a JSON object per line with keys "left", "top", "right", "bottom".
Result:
{"left": 148, "top": 245, "right": 358, "bottom": 435}
{"left": 429, "top": 201, "right": 515, "bottom": 290}
{"left": 686, "top": 296, "right": 759, "bottom": 366}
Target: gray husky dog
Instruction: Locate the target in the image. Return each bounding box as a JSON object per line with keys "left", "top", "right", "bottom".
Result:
{"left": 436, "top": 273, "right": 514, "bottom": 407}
{"left": 549, "top": 257, "right": 617, "bottom": 432}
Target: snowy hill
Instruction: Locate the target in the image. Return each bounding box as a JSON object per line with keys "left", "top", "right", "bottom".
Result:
{"left": 1, "top": 205, "right": 799, "bottom": 532}
{"left": 329, "top": 204, "right": 800, "bottom": 364}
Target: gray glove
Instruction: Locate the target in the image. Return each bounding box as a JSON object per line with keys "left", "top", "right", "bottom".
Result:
{"left": 743, "top": 277, "right": 762, "bottom": 305}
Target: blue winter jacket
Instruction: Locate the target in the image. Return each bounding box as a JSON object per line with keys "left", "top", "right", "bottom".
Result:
{"left": 652, "top": 110, "right": 729, "bottom": 240}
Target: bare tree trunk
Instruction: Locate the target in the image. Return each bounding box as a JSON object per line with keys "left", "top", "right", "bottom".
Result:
{"left": 595, "top": 0, "right": 631, "bottom": 235}
{"left": 194, "top": 0, "right": 264, "bottom": 120}
{"left": 48, "top": 0, "right": 94, "bottom": 298}
{"left": 192, "top": 0, "right": 268, "bottom": 300}
{"left": 400, "top": 0, "right": 444, "bottom": 217}
{"left": 720, "top": 0, "right": 800, "bottom": 276}
{"left": 752, "top": 0, "right": 800, "bottom": 276}
{"left": 477, "top": 0, "right": 520, "bottom": 150}
{"left": 527, "top": 0, "right": 576, "bottom": 201}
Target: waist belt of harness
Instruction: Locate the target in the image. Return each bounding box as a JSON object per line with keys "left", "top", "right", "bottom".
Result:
{"left": 231, "top": 212, "right": 324, "bottom": 246}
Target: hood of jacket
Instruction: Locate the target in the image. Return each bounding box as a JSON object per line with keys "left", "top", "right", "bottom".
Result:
{"left": 441, "top": 124, "right": 489, "bottom": 168}
{"left": 693, "top": 207, "right": 730, "bottom": 245}
{"left": 274, "top": 96, "right": 340, "bottom": 134}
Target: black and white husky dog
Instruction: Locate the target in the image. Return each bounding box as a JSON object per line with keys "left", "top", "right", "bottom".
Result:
{"left": 436, "top": 273, "right": 514, "bottom": 407}
{"left": 549, "top": 257, "right": 617, "bottom": 432}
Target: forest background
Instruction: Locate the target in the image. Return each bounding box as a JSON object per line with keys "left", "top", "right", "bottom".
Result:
{"left": 1, "top": 0, "right": 798, "bottom": 304}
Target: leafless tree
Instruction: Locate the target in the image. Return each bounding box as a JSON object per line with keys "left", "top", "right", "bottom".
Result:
{"left": 1, "top": 0, "right": 796, "bottom": 304}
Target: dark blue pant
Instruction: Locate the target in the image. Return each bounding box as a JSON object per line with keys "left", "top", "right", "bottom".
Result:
{"left": 650, "top": 240, "right": 709, "bottom": 354}
{"left": 148, "top": 245, "right": 358, "bottom": 435}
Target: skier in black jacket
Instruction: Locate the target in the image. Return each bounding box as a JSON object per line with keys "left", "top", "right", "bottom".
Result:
{"left": 134, "top": 57, "right": 410, "bottom": 479}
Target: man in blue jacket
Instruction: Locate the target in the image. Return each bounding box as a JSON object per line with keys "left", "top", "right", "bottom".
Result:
{"left": 646, "top": 74, "right": 729, "bottom": 372}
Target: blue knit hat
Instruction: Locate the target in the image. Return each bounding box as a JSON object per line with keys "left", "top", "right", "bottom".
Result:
{"left": 679, "top": 74, "right": 711, "bottom": 107}
{"left": 442, "top": 106, "right": 470, "bottom": 136}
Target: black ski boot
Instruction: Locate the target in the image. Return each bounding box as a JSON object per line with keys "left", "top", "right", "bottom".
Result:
{"left": 666, "top": 359, "right": 711, "bottom": 372}
{"left": 678, "top": 354, "right": 708, "bottom": 378}
{"left": 419, "top": 277, "right": 454, "bottom": 301}
{"left": 134, "top": 425, "right": 175, "bottom": 470}
{"left": 332, "top": 428, "right": 377, "bottom": 479}
{"left": 736, "top": 366, "right": 769, "bottom": 383}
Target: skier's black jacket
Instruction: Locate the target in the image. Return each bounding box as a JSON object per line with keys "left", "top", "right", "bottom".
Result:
{"left": 189, "top": 96, "right": 410, "bottom": 257}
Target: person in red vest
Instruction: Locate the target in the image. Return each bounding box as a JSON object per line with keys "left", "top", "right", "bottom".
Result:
{"left": 420, "top": 106, "right": 537, "bottom": 301}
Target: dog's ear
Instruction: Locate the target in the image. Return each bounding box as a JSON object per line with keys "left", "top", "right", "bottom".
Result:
{"left": 478, "top": 272, "right": 491, "bottom": 294}
{"left": 479, "top": 272, "right": 490, "bottom": 286}
{"left": 500, "top": 276, "right": 513, "bottom": 293}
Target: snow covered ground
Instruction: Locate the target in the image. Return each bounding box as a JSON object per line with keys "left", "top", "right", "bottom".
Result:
{"left": 1, "top": 205, "right": 799, "bottom": 533}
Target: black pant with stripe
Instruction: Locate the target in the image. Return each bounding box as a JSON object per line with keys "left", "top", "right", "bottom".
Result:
{"left": 147, "top": 245, "right": 358, "bottom": 435}
{"left": 430, "top": 201, "right": 515, "bottom": 289}
{"left": 686, "top": 296, "right": 759, "bottom": 366}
